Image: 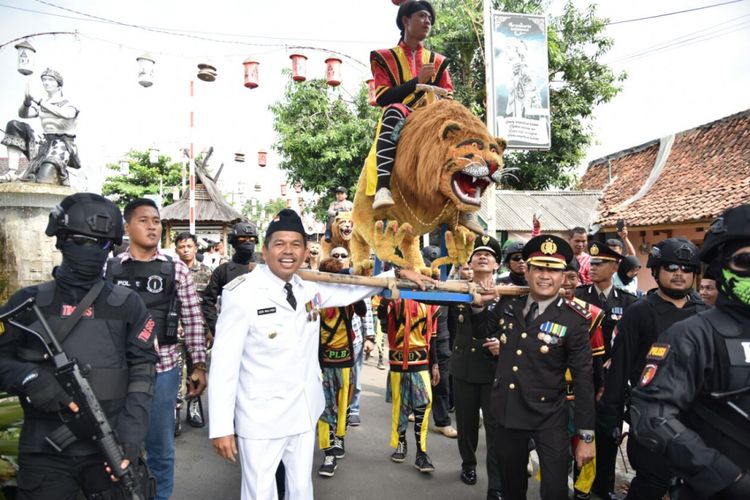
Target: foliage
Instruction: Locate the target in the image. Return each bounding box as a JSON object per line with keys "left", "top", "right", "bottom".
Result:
{"left": 102, "top": 150, "right": 184, "bottom": 208}
{"left": 430, "top": 0, "right": 626, "bottom": 189}
{"left": 270, "top": 77, "right": 379, "bottom": 220}
{"left": 241, "top": 197, "right": 288, "bottom": 227}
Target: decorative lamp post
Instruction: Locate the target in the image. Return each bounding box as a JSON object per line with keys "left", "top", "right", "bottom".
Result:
{"left": 258, "top": 150, "right": 267, "bottom": 167}
{"left": 148, "top": 147, "right": 159, "bottom": 165}
{"left": 289, "top": 53, "right": 308, "bottom": 82}
{"left": 119, "top": 159, "right": 129, "bottom": 176}
{"left": 14, "top": 41, "right": 36, "bottom": 75}
{"left": 367, "top": 78, "right": 377, "bottom": 106}
{"left": 325, "top": 57, "right": 342, "bottom": 87}
{"left": 243, "top": 58, "right": 260, "bottom": 88}
{"left": 280, "top": 183, "right": 288, "bottom": 196}
{"left": 136, "top": 53, "right": 156, "bottom": 87}
{"left": 197, "top": 63, "right": 217, "bottom": 82}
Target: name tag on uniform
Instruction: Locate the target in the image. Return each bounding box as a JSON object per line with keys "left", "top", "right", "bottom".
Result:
{"left": 258, "top": 307, "right": 276, "bottom": 316}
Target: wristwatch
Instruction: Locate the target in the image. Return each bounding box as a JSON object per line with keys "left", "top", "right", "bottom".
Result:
{"left": 578, "top": 431, "right": 595, "bottom": 444}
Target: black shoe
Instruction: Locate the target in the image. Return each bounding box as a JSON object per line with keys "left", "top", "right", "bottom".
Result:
{"left": 187, "top": 399, "right": 205, "bottom": 428}
{"left": 414, "top": 451, "right": 435, "bottom": 473}
{"left": 592, "top": 490, "right": 619, "bottom": 500}
{"left": 460, "top": 468, "right": 477, "bottom": 485}
{"left": 391, "top": 441, "right": 407, "bottom": 463}
{"left": 574, "top": 489, "right": 590, "bottom": 499}
{"left": 330, "top": 436, "right": 345, "bottom": 459}
{"left": 318, "top": 455, "right": 337, "bottom": 477}
{"left": 348, "top": 414, "right": 361, "bottom": 427}
{"left": 487, "top": 489, "right": 503, "bottom": 500}
{"left": 174, "top": 418, "right": 182, "bottom": 437}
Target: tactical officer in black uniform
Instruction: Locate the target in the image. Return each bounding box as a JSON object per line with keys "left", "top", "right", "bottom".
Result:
{"left": 630, "top": 204, "right": 750, "bottom": 500}
{"left": 497, "top": 240, "right": 527, "bottom": 286}
{"left": 599, "top": 238, "right": 708, "bottom": 499}
{"left": 451, "top": 235, "right": 503, "bottom": 499}
{"left": 476, "top": 235, "right": 596, "bottom": 500}
{"left": 0, "top": 193, "right": 157, "bottom": 500}
{"left": 575, "top": 241, "right": 638, "bottom": 499}
{"left": 201, "top": 220, "right": 258, "bottom": 336}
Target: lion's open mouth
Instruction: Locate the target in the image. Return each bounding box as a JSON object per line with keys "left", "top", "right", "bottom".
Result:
{"left": 452, "top": 167, "right": 491, "bottom": 206}
{"left": 340, "top": 226, "right": 353, "bottom": 238}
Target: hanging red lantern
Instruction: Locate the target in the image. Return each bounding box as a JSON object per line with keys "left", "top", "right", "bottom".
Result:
{"left": 392, "top": 0, "right": 407, "bottom": 5}
{"left": 258, "top": 150, "right": 267, "bottom": 167}
{"left": 281, "top": 183, "right": 288, "bottom": 196}
{"left": 243, "top": 58, "right": 260, "bottom": 89}
{"left": 289, "top": 53, "right": 308, "bottom": 82}
{"left": 367, "top": 78, "right": 377, "bottom": 106}
{"left": 325, "top": 57, "right": 342, "bottom": 87}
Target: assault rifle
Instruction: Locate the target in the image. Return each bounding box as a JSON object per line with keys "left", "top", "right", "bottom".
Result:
{"left": 0, "top": 297, "right": 146, "bottom": 500}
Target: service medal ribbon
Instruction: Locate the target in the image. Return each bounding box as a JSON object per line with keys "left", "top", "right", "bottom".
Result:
{"left": 540, "top": 321, "right": 567, "bottom": 338}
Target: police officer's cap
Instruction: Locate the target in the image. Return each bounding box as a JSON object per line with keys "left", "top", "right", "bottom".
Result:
{"left": 472, "top": 235, "right": 502, "bottom": 260}
{"left": 522, "top": 235, "right": 572, "bottom": 270}
{"left": 588, "top": 241, "right": 623, "bottom": 264}
{"left": 396, "top": 1, "right": 435, "bottom": 32}
{"left": 46, "top": 192, "right": 123, "bottom": 244}
{"left": 700, "top": 204, "right": 750, "bottom": 263}
{"left": 335, "top": 186, "right": 347, "bottom": 194}
{"left": 228, "top": 220, "right": 258, "bottom": 245}
{"left": 265, "top": 209, "right": 307, "bottom": 240}
{"left": 647, "top": 237, "right": 700, "bottom": 269}
{"left": 502, "top": 240, "right": 525, "bottom": 263}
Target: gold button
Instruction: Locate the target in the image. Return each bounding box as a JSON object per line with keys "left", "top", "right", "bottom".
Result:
{"left": 509, "top": 383, "right": 516, "bottom": 389}
{"left": 540, "top": 396, "right": 546, "bottom": 401}
{"left": 471, "top": 347, "right": 476, "bottom": 352}
{"left": 458, "top": 314, "right": 464, "bottom": 323}
{"left": 540, "top": 345, "right": 549, "bottom": 354}
{"left": 516, "top": 349, "right": 522, "bottom": 356}
{"left": 521, "top": 333, "right": 527, "bottom": 339}
{"left": 512, "top": 366, "right": 518, "bottom": 372}
{"left": 268, "top": 332, "right": 277, "bottom": 339}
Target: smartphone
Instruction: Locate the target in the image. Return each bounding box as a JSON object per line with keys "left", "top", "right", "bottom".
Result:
{"left": 616, "top": 219, "right": 625, "bottom": 232}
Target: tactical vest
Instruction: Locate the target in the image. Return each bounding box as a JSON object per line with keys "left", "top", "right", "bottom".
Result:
{"left": 18, "top": 282, "right": 130, "bottom": 402}
{"left": 386, "top": 300, "right": 437, "bottom": 372}
{"left": 689, "top": 308, "right": 750, "bottom": 466}
{"left": 319, "top": 306, "right": 355, "bottom": 368}
{"left": 106, "top": 257, "right": 177, "bottom": 345}
{"left": 225, "top": 261, "right": 250, "bottom": 284}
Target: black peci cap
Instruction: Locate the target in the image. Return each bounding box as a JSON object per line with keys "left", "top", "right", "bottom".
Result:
{"left": 265, "top": 209, "right": 307, "bottom": 240}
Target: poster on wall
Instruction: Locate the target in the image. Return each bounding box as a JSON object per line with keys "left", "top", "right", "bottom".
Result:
{"left": 489, "top": 12, "right": 551, "bottom": 150}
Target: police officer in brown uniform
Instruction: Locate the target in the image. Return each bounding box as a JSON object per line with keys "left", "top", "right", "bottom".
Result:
{"left": 476, "top": 235, "right": 596, "bottom": 500}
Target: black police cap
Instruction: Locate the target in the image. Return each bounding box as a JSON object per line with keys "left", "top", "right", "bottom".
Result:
{"left": 265, "top": 209, "right": 307, "bottom": 240}
{"left": 472, "top": 235, "right": 502, "bottom": 260}
{"left": 523, "top": 235, "right": 573, "bottom": 270}
{"left": 588, "top": 241, "right": 624, "bottom": 264}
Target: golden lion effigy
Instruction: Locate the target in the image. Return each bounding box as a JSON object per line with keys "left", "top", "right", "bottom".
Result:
{"left": 321, "top": 211, "right": 354, "bottom": 258}
{"left": 351, "top": 98, "right": 506, "bottom": 274}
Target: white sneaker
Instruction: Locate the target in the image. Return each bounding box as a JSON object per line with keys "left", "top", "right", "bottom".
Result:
{"left": 372, "top": 187, "right": 395, "bottom": 209}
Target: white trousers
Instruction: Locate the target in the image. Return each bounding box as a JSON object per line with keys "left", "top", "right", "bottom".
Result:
{"left": 237, "top": 428, "right": 315, "bottom": 500}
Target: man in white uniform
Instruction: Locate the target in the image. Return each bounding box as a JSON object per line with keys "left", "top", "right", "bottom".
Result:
{"left": 209, "top": 209, "right": 431, "bottom": 499}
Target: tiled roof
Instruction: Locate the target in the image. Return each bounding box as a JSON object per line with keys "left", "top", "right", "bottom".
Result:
{"left": 579, "top": 109, "right": 750, "bottom": 228}
{"left": 479, "top": 190, "right": 602, "bottom": 232}
{"left": 160, "top": 163, "right": 244, "bottom": 224}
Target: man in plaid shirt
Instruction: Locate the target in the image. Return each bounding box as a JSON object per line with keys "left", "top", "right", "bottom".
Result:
{"left": 106, "top": 198, "right": 207, "bottom": 500}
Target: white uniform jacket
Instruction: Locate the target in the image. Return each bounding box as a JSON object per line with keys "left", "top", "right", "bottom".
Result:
{"left": 208, "top": 264, "right": 388, "bottom": 440}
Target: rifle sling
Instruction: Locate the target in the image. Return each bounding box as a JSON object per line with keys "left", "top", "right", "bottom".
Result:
{"left": 54, "top": 280, "right": 105, "bottom": 345}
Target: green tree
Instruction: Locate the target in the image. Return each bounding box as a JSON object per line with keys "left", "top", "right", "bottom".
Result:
{"left": 270, "top": 77, "right": 379, "bottom": 220}
{"left": 241, "top": 197, "right": 288, "bottom": 227}
{"left": 430, "top": 0, "right": 626, "bottom": 189}
{"left": 102, "top": 150, "right": 183, "bottom": 208}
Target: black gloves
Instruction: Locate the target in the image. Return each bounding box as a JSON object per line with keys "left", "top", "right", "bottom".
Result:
{"left": 723, "top": 471, "right": 750, "bottom": 499}
{"left": 22, "top": 369, "right": 72, "bottom": 413}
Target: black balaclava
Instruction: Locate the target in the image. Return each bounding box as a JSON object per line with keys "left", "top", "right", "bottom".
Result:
{"left": 54, "top": 239, "right": 110, "bottom": 296}
{"left": 232, "top": 241, "right": 255, "bottom": 265}
{"left": 617, "top": 255, "right": 641, "bottom": 287}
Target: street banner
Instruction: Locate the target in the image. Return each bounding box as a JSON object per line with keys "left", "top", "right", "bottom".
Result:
{"left": 488, "top": 12, "right": 551, "bottom": 150}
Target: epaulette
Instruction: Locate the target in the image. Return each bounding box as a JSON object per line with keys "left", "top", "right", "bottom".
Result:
{"left": 566, "top": 297, "right": 593, "bottom": 321}
{"left": 224, "top": 274, "right": 247, "bottom": 291}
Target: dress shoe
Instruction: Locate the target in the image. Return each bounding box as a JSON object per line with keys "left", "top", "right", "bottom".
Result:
{"left": 487, "top": 489, "right": 503, "bottom": 500}
{"left": 432, "top": 425, "right": 458, "bottom": 438}
{"left": 460, "top": 468, "right": 477, "bottom": 485}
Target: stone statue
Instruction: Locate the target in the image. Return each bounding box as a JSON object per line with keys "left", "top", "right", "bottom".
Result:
{"left": 1, "top": 68, "right": 80, "bottom": 185}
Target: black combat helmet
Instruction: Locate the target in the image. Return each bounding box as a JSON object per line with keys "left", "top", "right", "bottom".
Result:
{"left": 700, "top": 204, "right": 750, "bottom": 263}
{"left": 228, "top": 221, "right": 259, "bottom": 245}
{"left": 647, "top": 237, "right": 700, "bottom": 270}
{"left": 503, "top": 240, "right": 525, "bottom": 263}
{"left": 45, "top": 192, "right": 123, "bottom": 244}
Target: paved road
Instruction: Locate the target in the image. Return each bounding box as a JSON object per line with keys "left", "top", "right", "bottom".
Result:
{"left": 173, "top": 358, "right": 522, "bottom": 499}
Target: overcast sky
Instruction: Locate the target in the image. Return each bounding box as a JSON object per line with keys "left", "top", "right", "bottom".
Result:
{"left": 1, "top": 0, "right": 748, "bottom": 199}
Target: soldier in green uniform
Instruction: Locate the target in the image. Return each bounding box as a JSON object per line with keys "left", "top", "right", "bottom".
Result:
{"left": 476, "top": 235, "right": 596, "bottom": 500}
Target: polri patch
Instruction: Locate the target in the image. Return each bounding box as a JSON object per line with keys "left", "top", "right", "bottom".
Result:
{"left": 639, "top": 363, "right": 658, "bottom": 387}
{"left": 258, "top": 307, "right": 276, "bottom": 316}
{"left": 646, "top": 343, "right": 670, "bottom": 361}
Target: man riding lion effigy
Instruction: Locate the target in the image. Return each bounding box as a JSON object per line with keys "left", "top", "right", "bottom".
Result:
{"left": 351, "top": 0, "right": 507, "bottom": 275}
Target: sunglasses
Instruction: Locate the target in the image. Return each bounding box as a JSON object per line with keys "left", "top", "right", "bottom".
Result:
{"left": 509, "top": 255, "right": 524, "bottom": 262}
{"left": 662, "top": 263, "right": 697, "bottom": 273}
{"left": 65, "top": 234, "right": 112, "bottom": 250}
{"left": 728, "top": 252, "right": 750, "bottom": 272}
{"left": 236, "top": 236, "right": 257, "bottom": 243}
{"left": 331, "top": 253, "right": 349, "bottom": 259}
